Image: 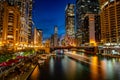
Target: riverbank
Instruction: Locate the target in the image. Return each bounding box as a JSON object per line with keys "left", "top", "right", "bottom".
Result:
{"left": 20, "top": 64, "right": 37, "bottom": 80}
{"left": 101, "top": 54, "right": 120, "bottom": 58}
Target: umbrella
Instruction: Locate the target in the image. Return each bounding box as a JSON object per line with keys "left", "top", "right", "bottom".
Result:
{"left": 0, "top": 62, "right": 7, "bottom": 66}
{"left": 16, "top": 56, "right": 24, "bottom": 59}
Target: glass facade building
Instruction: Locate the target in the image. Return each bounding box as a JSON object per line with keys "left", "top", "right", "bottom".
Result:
{"left": 65, "top": 4, "right": 75, "bottom": 38}
{"left": 76, "top": 0, "right": 100, "bottom": 46}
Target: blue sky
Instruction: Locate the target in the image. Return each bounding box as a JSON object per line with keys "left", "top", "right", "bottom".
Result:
{"left": 32, "top": 0, "right": 75, "bottom": 40}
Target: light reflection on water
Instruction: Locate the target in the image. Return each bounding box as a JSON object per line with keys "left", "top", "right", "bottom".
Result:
{"left": 100, "top": 60, "right": 106, "bottom": 79}
{"left": 89, "top": 56, "right": 120, "bottom": 80}
{"left": 28, "top": 52, "right": 120, "bottom": 80}
{"left": 90, "top": 56, "right": 98, "bottom": 80}
{"left": 49, "top": 57, "right": 54, "bottom": 76}
{"left": 29, "top": 65, "right": 40, "bottom": 80}
{"left": 62, "top": 56, "right": 77, "bottom": 80}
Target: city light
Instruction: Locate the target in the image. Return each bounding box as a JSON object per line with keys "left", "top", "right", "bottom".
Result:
{"left": 0, "top": 0, "right": 120, "bottom": 80}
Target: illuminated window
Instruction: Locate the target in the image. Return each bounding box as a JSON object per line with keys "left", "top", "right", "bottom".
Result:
{"left": 9, "top": 11, "right": 14, "bottom": 13}
{"left": 8, "top": 23, "right": 13, "bottom": 25}
{"left": 7, "top": 35, "right": 13, "bottom": 38}
{"left": 110, "top": 0, "right": 114, "bottom": 2}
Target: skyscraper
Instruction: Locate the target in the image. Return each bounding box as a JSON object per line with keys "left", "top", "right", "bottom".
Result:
{"left": 50, "top": 34, "right": 54, "bottom": 47}
{"left": 100, "top": 0, "right": 120, "bottom": 44}
{"left": 76, "top": 0, "right": 100, "bottom": 46}
{"left": 0, "top": 1, "right": 20, "bottom": 50}
{"left": 33, "top": 27, "right": 43, "bottom": 47}
{"left": 17, "top": 0, "right": 33, "bottom": 48}
{"left": 50, "top": 26, "right": 58, "bottom": 47}
{"left": 65, "top": 4, "right": 75, "bottom": 37}
{"left": 54, "top": 26, "right": 58, "bottom": 47}
{"left": 0, "top": 0, "right": 33, "bottom": 51}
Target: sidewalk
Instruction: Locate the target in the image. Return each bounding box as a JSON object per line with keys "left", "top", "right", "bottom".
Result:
{"left": 101, "top": 53, "right": 120, "bottom": 58}
{"left": 0, "top": 61, "right": 37, "bottom": 80}
{"left": 2, "top": 64, "right": 37, "bottom": 80}
{"left": 0, "top": 62, "right": 22, "bottom": 79}
{"left": 20, "top": 64, "right": 37, "bottom": 80}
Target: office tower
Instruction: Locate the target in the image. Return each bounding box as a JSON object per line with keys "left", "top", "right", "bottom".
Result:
{"left": 38, "top": 29, "right": 43, "bottom": 46}
{"left": 17, "top": 0, "right": 33, "bottom": 48}
{"left": 65, "top": 4, "right": 75, "bottom": 37}
{"left": 76, "top": 0, "right": 100, "bottom": 46}
{"left": 54, "top": 26, "right": 58, "bottom": 47}
{"left": 50, "top": 34, "right": 54, "bottom": 48}
{"left": 33, "top": 28, "right": 43, "bottom": 47}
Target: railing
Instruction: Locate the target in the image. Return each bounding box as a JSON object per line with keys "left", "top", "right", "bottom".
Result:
{"left": 51, "top": 46, "right": 95, "bottom": 49}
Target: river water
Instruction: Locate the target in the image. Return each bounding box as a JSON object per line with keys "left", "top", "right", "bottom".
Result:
{"left": 28, "top": 53, "right": 120, "bottom": 80}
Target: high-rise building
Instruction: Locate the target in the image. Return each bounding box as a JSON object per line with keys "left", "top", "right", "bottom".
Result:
{"left": 76, "top": 0, "right": 100, "bottom": 46}
{"left": 50, "top": 26, "right": 58, "bottom": 47}
{"left": 0, "top": 1, "right": 20, "bottom": 50}
{"left": 17, "top": 0, "right": 33, "bottom": 48}
{"left": 54, "top": 26, "right": 58, "bottom": 47}
{"left": 100, "top": 0, "right": 120, "bottom": 45}
{"left": 65, "top": 4, "right": 75, "bottom": 37}
{"left": 0, "top": 1, "right": 4, "bottom": 47}
{"left": 38, "top": 29, "right": 43, "bottom": 47}
{"left": 33, "top": 27, "right": 43, "bottom": 47}
{"left": 50, "top": 34, "right": 54, "bottom": 48}
{"left": 0, "top": 0, "right": 33, "bottom": 50}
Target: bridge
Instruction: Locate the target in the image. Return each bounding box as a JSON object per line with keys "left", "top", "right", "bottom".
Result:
{"left": 36, "top": 46, "right": 98, "bottom": 54}
{"left": 50, "top": 46, "right": 95, "bottom": 49}
{"left": 50, "top": 46, "right": 98, "bottom": 53}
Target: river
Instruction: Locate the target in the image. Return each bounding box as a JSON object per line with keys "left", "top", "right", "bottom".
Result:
{"left": 28, "top": 52, "right": 120, "bottom": 80}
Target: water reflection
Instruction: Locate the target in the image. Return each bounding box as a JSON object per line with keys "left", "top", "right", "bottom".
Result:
{"left": 107, "top": 60, "right": 114, "bottom": 79}
{"left": 29, "top": 65, "right": 40, "bottom": 80}
{"left": 100, "top": 60, "right": 106, "bottom": 79}
{"left": 90, "top": 56, "right": 98, "bottom": 80}
{"left": 62, "top": 56, "right": 77, "bottom": 80}
{"left": 28, "top": 53, "right": 120, "bottom": 80}
{"left": 49, "top": 57, "right": 54, "bottom": 76}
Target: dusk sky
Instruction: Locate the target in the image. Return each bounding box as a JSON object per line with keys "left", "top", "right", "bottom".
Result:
{"left": 33, "top": 0, "right": 75, "bottom": 40}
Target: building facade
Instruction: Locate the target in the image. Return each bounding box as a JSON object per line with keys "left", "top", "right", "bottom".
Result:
{"left": 100, "top": 0, "right": 120, "bottom": 45}
{"left": 98, "top": 0, "right": 120, "bottom": 55}
{"left": 50, "top": 34, "right": 54, "bottom": 48}
{"left": 0, "top": 1, "right": 4, "bottom": 48}
{"left": 54, "top": 26, "right": 58, "bottom": 47}
{"left": 50, "top": 26, "right": 58, "bottom": 47}
{"left": 76, "top": 0, "right": 100, "bottom": 46}
{"left": 17, "top": 0, "right": 33, "bottom": 49}
{"left": 0, "top": 2, "right": 20, "bottom": 51}
{"left": 33, "top": 28, "right": 43, "bottom": 47}
{"left": 65, "top": 4, "right": 75, "bottom": 37}
{"left": 0, "top": 0, "right": 33, "bottom": 51}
